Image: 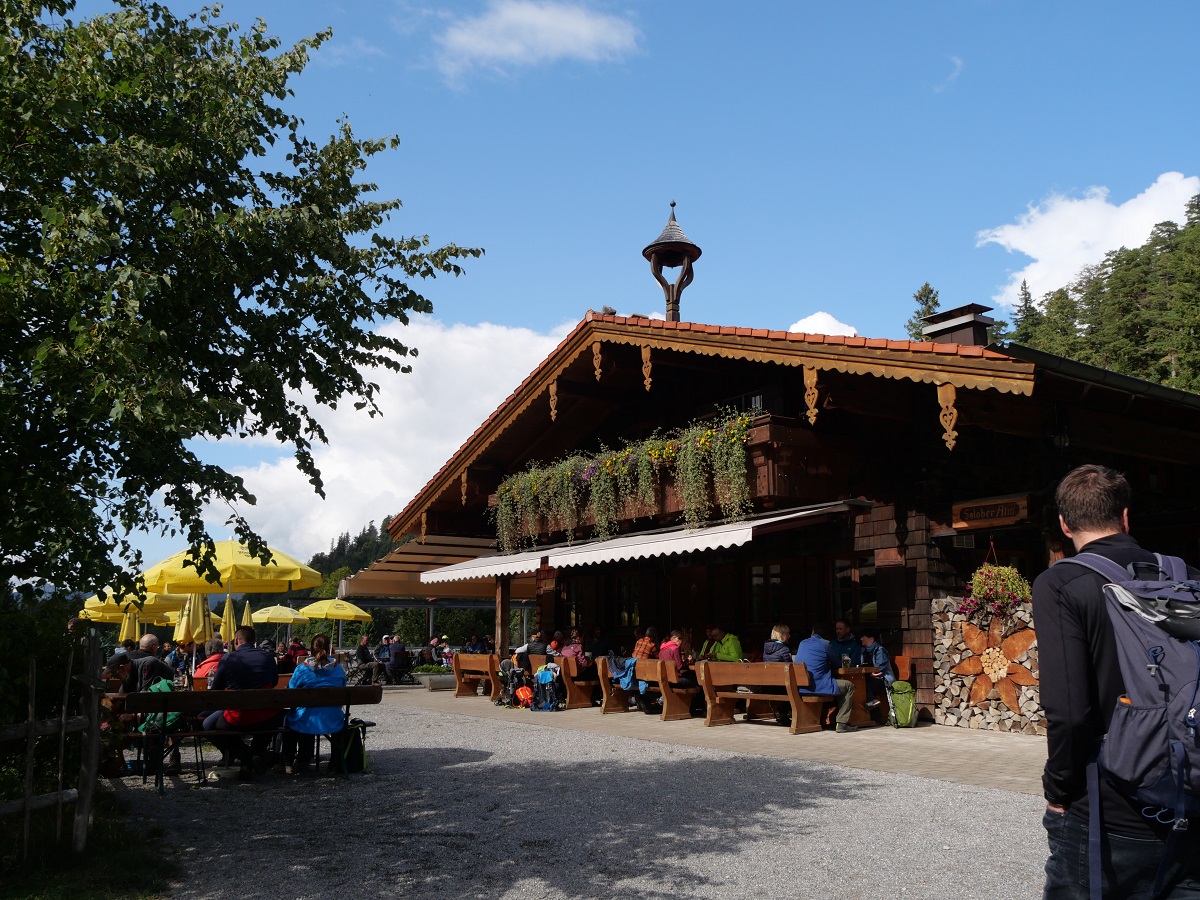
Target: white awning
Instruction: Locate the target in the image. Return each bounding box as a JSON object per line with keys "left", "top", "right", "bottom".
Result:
{"left": 419, "top": 502, "right": 858, "bottom": 584}
{"left": 547, "top": 503, "right": 855, "bottom": 569}
{"left": 420, "top": 546, "right": 550, "bottom": 584}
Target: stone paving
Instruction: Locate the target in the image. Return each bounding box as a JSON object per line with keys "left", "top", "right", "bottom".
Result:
{"left": 387, "top": 684, "right": 1047, "bottom": 796}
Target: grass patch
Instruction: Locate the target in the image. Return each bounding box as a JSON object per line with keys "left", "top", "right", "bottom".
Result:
{"left": 0, "top": 786, "right": 181, "bottom": 899}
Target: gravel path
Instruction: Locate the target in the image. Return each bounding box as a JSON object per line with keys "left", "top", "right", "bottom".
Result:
{"left": 113, "top": 702, "right": 1048, "bottom": 899}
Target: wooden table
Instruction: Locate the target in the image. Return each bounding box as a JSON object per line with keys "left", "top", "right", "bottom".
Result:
{"left": 837, "top": 666, "right": 881, "bottom": 727}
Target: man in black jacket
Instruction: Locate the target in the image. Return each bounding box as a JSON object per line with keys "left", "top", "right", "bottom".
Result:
{"left": 1035, "top": 464, "right": 1200, "bottom": 897}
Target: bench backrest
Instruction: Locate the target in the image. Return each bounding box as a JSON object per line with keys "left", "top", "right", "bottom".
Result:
{"left": 558, "top": 655, "right": 595, "bottom": 679}
{"left": 525, "top": 653, "right": 548, "bottom": 673}
{"left": 634, "top": 659, "right": 661, "bottom": 683}
{"left": 658, "top": 659, "right": 690, "bottom": 686}
{"left": 453, "top": 652, "right": 498, "bottom": 677}
{"left": 121, "top": 684, "right": 383, "bottom": 715}
{"left": 894, "top": 654, "right": 913, "bottom": 682}
{"left": 699, "top": 660, "right": 801, "bottom": 690}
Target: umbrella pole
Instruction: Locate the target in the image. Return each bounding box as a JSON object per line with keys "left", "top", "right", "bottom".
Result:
{"left": 338, "top": 619, "right": 343, "bottom": 651}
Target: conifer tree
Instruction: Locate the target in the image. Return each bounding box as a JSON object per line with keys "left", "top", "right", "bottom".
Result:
{"left": 905, "top": 283, "right": 940, "bottom": 341}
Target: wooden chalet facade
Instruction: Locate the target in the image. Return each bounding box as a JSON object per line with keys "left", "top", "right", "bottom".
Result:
{"left": 345, "top": 305, "right": 1200, "bottom": 714}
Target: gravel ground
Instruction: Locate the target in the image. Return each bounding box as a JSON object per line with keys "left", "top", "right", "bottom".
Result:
{"left": 112, "top": 702, "right": 1048, "bottom": 899}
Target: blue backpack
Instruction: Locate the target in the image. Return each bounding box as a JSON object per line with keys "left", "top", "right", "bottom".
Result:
{"left": 533, "top": 664, "right": 564, "bottom": 711}
{"left": 1060, "top": 552, "right": 1200, "bottom": 897}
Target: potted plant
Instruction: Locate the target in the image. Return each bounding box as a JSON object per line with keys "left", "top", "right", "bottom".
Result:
{"left": 959, "top": 563, "right": 1032, "bottom": 620}
{"left": 411, "top": 664, "right": 456, "bottom": 691}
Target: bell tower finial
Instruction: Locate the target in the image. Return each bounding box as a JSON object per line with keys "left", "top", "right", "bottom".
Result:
{"left": 642, "top": 202, "right": 701, "bottom": 323}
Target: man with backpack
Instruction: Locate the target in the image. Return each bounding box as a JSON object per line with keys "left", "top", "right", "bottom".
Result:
{"left": 1035, "top": 464, "right": 1200, "bottom": 898}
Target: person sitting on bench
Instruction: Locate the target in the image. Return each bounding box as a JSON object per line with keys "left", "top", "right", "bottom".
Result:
{"left": 281, "top": 633, "right": 347, "bottom": 775}
{"left": 795, "top": 624, "right": 858, "bottom": 734}
{"left": 355, "top": 634, "right": 385, "bottom": 685}
{"left": 202, "top": 625, "right": 282, "bottom": 777}
{"left": 858, "top": 629, "right": 895, "bottom": 713}
{"left": 386, "top": 639, "right": 411, "bottom": 682}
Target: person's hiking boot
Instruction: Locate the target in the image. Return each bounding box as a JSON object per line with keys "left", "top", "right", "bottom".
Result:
{"left": 865, "top": 698, "right": 881, "bottom": 709}
{"left": 163, "top": 750, "right": 182, "bottom": 775}
{"left": 835, "top": 723, "right": 860, "bottom": 733}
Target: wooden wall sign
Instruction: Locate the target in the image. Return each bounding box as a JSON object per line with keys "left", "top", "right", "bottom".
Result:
{"left": 952, "top": 494, "right": 1030, "bottom": 531}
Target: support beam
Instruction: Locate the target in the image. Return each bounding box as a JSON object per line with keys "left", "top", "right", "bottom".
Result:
{"left": 495, "top": 576, "right": 511, "bottom": 655}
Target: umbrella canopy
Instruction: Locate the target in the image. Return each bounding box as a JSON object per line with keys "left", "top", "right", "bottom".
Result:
{"left": 241, "top": 600, "right": 253, "bottom": 628}
{"left": 298, "top": 599, "right": 372, "bottom": 622}
{"left": 83, "top": 590, "right": 188, "bottom": 615}
{"left": 78, "top": 607, "right": 126, "bottom": 624}
{"left": 251, "top": 605, "right": 309, "bottom": 625}
{"left": 143, "top": 540, "right": 321, "bottom": 594}
{"left": 79, "top": 606, "right": 170, "bottom": 626}
{"left": 171, "top": 594, "right": 216, "bottom": 645}
{"left": 117, "top": 607, "right": 140, "bottom": 643}
{"left": 162, "top": 609, "right": 222, "bottom": 626}
{"left": 221, "top": 597, "right": 238, "bottom": 641}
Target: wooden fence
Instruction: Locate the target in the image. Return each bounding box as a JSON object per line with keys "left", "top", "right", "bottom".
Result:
{"left": 0, "top": 636, "right": 103, "bottom": 860}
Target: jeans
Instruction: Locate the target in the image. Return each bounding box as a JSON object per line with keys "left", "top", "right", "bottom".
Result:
{"left": 1043, "top": 807, "right": 1200, "bottom": 899}
{"left": 202, "top": 710, "right": 284, "bottom": 767}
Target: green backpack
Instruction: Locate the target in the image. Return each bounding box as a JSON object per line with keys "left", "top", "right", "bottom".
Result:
{"left": 138, "top": 677, "right": 184, "bottom": 734}
{"left": 888, "top": 680, "right": 917, "bottom": 728}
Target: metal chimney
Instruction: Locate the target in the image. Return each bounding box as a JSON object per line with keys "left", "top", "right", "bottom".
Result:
{"left": 922, "top": 303, "right": 995, "bottom": 346}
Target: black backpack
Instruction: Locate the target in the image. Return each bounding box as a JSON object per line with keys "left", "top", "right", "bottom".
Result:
{"left": 329, "top": 717, "right": 372, "bottom": 774}
{"left": 496, "top": 659, "right": 529, "bottom": 707}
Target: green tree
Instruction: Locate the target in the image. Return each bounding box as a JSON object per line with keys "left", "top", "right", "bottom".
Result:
{"left": 0, "top": 2, "right": 481, "bottom": 598}
{"left": 1036, "top": 288, "right": 1082, "bottom": 359}
{"left": 1011, "top": 280, "right": 1041, "bottom": 344}
{"left": 905, "top": 282, "right": 940, "bottom": 341}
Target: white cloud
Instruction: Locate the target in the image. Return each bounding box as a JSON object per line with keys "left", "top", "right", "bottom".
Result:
{"left": 978, "top": 171, "right": 1200, "bottom": 309}
{"left": 788, "top": 311, "right": 858, "bottom": 336}
{"left": 933, "top": 55, "right": 964, "bottom": 93}
{"left": 435, "top": 0, "right": 639, "bottom": 82}
{"left": 314, "top": 35, "right": 388, "bottom": 68}
{"left": 177, "top": 318, "right": 572, "bottom": 564}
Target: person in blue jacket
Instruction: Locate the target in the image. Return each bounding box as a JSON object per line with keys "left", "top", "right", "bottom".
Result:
{"left": 794, "top": 624, "right": 858, "bottom": 733}
{"left": 859, "top": 629, "right": 894, "bottom": 713}
{"left": 281, "top": 633, "right": 347, "bottom": 775}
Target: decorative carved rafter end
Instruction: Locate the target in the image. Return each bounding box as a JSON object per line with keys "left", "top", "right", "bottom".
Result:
{"left": 937, "top": 382, "right": 959, "bottom": 451}
{"left": 641, "top": 346, "right": 653, "bottom": 392}
{"left": 592, "top": 341, "right": 603, "bottom": 382}
{"left": 803, "top": 365, "right": 819, "bottom": 426}
{"left": 549, "top": 380, "right": 558, "bottom": 422}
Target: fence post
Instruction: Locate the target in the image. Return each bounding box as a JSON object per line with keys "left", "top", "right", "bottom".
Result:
{"left": 72, "top": 635, "right": 102, "bottom": 853}
{"left": 56, "top": 641, "right": 76, "bottom": 842}
{"left": 22, "top": 659, "right": 36, "bottom": 862}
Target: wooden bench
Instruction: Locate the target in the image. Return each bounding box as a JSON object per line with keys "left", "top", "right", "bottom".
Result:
{"left": 594, "top": 657, "right": 698, "bottom": 721}
{"left": 121, "top": 685, "right": 383, "bottom": 788}
{"left": 451, "top": 652, "right": 502, "bottom": 701}
{"left": 697, "top": 661, "right": 836, "bottom": 735}
{"left": 557, "top": 655, "right": 599, "bottom": 710}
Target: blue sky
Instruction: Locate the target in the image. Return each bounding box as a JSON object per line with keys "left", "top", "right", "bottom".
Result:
{"left": 68, "top": 1, "right": 1200, "bottom": 574}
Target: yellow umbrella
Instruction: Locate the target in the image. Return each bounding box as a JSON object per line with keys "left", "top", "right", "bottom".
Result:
{"left": 221, "top": 597, "right": 238, "bottom": 641}
{"left": 251, "top": 605, "right": 309, "bottom": 624}
{"left": 84, "top": 590, "right": 187, "bottom": 615}
{"left": 241, "top": 600, "right": 253, "bottom": 628}
{"left": 162, "top": 609, "right": 222, "bottom": 627}
{"left": 143, "top": 540, "right": 321, "bottom": 595}
{"left": 79, "top": 606, "right": 170, "bottom": 626}
{"left": 298, "top": 599, "right": 372, "bottom": 623}
{"left": 117, "top": 607, "right": 140, "bottom": 643}
{"left": 78, "top": 607, "right": 126, "bottom": 624}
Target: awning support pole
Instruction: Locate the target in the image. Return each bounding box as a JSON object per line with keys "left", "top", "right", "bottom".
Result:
{"left": 495, "top": 576, "right": 511, "bottom": 655}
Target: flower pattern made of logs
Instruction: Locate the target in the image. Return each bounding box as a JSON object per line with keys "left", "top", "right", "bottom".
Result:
{"left": 951, "top": 618, "right": 1037, "bottom": 711}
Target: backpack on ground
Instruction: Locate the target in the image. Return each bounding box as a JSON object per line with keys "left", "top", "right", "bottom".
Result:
{"left": 330, "top": 717, "right": 372, "bottom": 775}
{"left": 497, "top": 659, "right": 530, "bottom": 707}
{"left": 1060, "top": 551, "right": 1200, "bottom": 896}
{"left": 532, "top": 663, "right": 565, "bottom": 711}
{"left": 887, "top": 680, "right": 917, "bottom": 728}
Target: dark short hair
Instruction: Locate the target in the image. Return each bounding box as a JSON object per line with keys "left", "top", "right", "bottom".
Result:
{"left": 1055, "top": 464, "right": 1130, "bottom": 532}
{"left": 812, "top": 623, "right": 833, "bottom": 641}
{"left": 235, "top": 625, "right": 256, "bottom": 645}
{"left": 645, "top": 626, "right": 660, "bottom": 641}
{"left": 859, "top": 628, "right": 878, "bottom": 641}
